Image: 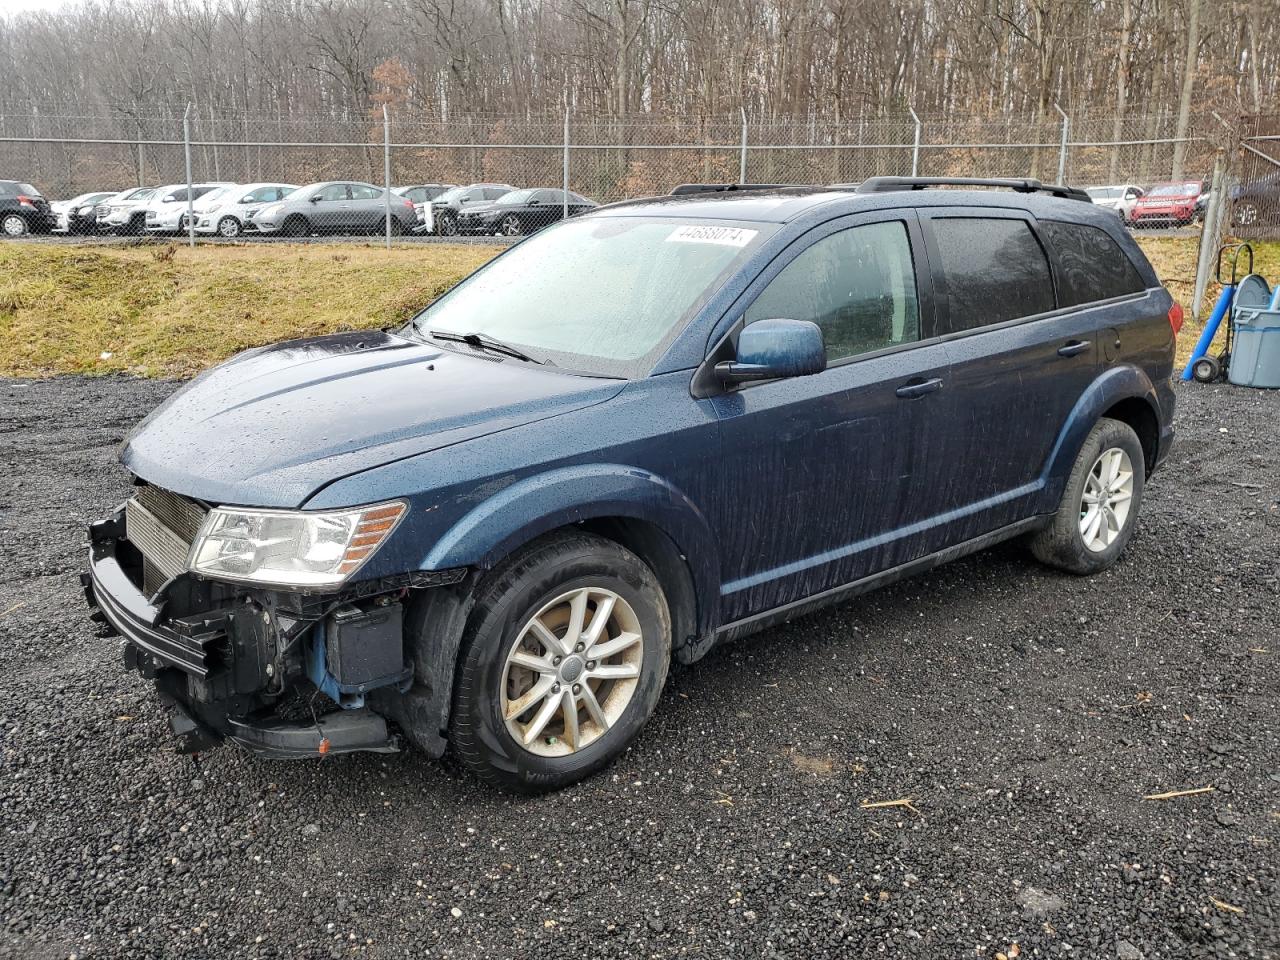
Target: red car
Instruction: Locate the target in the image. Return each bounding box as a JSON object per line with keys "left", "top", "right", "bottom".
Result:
{"left": 1129, "top": 180, "right": 1204, "bottom": 228}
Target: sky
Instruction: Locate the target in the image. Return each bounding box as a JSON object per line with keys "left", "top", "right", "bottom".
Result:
{"left": 0, "top": 0, "right": 72, "bottom": 14}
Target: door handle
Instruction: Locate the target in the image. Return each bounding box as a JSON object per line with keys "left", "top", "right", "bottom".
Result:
{"left": 1057, "top": 340, "right": 1090, "bottom": 358}
{"left": 895, "top": 377, "right": 944, "bottom": 399}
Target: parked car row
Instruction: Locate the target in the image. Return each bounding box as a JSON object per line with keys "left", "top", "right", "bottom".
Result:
{"left": 1084, "top": 181, "right": 1210, "bottom": 227}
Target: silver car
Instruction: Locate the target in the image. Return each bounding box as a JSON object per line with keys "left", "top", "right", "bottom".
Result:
{"left": 97, "top": 187, "right": 157, "bottom": 234}
{"left": 194, "top": 182, "right": 298, "bottom": 238}
{"left": 251, "top": 181, "right": 418, "bottom": 236}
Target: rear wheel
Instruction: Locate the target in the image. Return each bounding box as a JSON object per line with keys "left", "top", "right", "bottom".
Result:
{"left": 1, "top": 213, "right": 29, "bottom": 237}
{"left": 217, "top": 216, "right": 242, "bottom": 238}
{"left": 1234, "top": 202, "right": 1260, "bottom": 227}
{"left": 450, "top": 533, "right": 671, "bottom": 793}
{"left": 1029, "top": 417, "right": 1145, "bottom": 575}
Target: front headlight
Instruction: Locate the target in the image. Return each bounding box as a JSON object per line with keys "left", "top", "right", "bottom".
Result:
{"left": 188, "top": 501, "right": 406, "bottom": 588}
{"left": 78, "top": 205, "right": 94, "bottom": 215}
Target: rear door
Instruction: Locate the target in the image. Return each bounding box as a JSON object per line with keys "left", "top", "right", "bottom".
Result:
{"left": 916, "top": 208, "right": 1103, "bottom": 538}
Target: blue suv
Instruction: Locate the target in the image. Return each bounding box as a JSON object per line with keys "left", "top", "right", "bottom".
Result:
{"left": 84, "top": 177, "right": 1179, "bottom": 791}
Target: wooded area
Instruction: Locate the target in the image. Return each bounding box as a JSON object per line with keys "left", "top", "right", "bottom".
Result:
{"left": 0, "top": 0, "right": 1272, "bottom": 139}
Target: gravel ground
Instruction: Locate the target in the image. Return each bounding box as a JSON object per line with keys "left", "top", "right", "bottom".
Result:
{"left": 1, "top": 375, "right": 1277, "bottom": 960}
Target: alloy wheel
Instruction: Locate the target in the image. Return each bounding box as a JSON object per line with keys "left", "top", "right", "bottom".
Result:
{"left": 1079, "top": 446, "right": 1134, "bottom": 552}
{"left": 500, "top": 214, "right": 523, "bottom": 236}
{"left": 1235, "top": 202, "right": 1259, "bottom": 227}
{"left": 218, "top": 217, "right": 241, "bottom": 238}
{"left": 500, "top": 587, "right": 644, "bottom": 757}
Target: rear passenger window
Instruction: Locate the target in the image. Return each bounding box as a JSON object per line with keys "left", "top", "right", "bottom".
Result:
{"left": 745, "top": 220, "right": 919, "bottom": 362}
{"left": 1039, "top": 220, "right": 1147, "bottom": 306}
{"left": 930, "top": 218, "right": 1055, "bottom": 332}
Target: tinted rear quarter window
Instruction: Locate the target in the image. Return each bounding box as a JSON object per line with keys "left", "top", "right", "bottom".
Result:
{"left": 1038, "top": 219, "right": 1147, "bottom": 306}
{"left": 930, "top": 217, "right": 1055, "bottom": 332}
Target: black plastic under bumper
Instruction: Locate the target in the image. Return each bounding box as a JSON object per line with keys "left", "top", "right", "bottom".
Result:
{"left": 83, "top": 514, "right": 220, "bottom": 676}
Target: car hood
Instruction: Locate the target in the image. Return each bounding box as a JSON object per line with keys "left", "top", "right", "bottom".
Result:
{"left": 122, "top": 330, "right": 624, "bottom": 508}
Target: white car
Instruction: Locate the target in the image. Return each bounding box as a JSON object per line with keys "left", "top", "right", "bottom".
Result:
{"left": 144, "top": 182, "right": 234, "bottom": 234}
{"left": 194, "top": 182, "right": 298, "bottom": 238}
{"left": 97, "top": 187, "right": 158, "bottom": 234}
{"left": 1085, "top": 184, "right": 1144, "bottom": 223}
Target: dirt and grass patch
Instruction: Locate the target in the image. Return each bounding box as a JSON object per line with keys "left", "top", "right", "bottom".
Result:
{"left": 0, "top": 242, "right": 502, "bottom": 377}
{"left": 1, "top": 236, "right": 1276, "bottom": 377}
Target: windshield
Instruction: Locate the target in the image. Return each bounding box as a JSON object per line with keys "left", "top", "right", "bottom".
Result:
{"left": 410, "top": 216, "right": 774, "bottom": 378}
{"left": 436, "top": 187, "right": 467, "bottom": 204}
{"left": 1147, "top": 182, "right": 1200, "bottom": 197}
{"left": 1087, "top": 187, "right": 1119, "bottom": 200}
{"left": 496, "top": 189, "right": 536, "bottom": 205}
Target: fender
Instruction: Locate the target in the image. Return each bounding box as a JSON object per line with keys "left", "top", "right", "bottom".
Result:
{"left": 422, "top": 463, "right": 722, "bottom": 640}
{"left": 1039, "top": 363, "right": 1159, "bottom": 508}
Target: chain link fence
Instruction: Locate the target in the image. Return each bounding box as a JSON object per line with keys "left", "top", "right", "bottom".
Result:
{"left": 1, "top": 107, "right": 1272, "bottom": 243}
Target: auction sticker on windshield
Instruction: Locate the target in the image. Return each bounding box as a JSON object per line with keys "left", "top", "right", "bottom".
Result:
{"left": 666, "top": 225, "right": 758, "bottom": 247}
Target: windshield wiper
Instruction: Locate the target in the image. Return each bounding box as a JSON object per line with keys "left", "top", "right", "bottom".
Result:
{"left": 426, "top": 329, "right": 541, "bottom": 364}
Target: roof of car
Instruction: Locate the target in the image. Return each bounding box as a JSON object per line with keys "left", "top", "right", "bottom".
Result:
{"left": 591, "top": 184, "right": 1101, "bottom": 224}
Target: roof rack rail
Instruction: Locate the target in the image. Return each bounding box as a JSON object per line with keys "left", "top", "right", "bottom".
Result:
{"left": 850, "top": 176, "right": 1092, "bottom": 203}
{"left": 669, "top": 183, "right": 802, "bottom": 196}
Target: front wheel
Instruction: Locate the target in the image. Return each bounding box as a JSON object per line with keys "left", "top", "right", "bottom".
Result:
{"left": 450, "top": 533, "right": 671, "bottom": 793}
{"left": 499, "top": 214, "right": 523, "bottom": 237}
{"left": 1029, "top": 418, "right": 1145, "bottom": 575}
{"left": 217, "top": 216, "right": 242, "bottom": 238}
{"left": 1234, "top": 202, "right": 1260, "bottom": 227}
{"left": 437, "top": 211, "right": 458, "bottom": 236}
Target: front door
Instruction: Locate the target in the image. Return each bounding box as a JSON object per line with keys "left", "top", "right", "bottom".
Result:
{"left": 709, "top": 212, "right": 952, "bottom": 624}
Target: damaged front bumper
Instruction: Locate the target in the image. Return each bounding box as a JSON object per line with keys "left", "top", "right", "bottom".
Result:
{"left": 83, "top": 503, "right": 461, "bottom": 759}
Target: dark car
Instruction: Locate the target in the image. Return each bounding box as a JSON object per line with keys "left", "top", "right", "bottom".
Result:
{"left": 422, "top": 183, "right": 514, "bottom": 235}
{"left": 54, "top": 191, "right": 116, "bottom": 234}
{"left": 84, "top": 176, "right": 1178, "bottom": 793}
{"left": 457, "top": 187, "right": 598, "bottom": 236}
{"left": 0, "top": 180, "right": 54, "bottom": 237}
{"left": 1231, "top": 169, "right": 1280, "bottom": 228}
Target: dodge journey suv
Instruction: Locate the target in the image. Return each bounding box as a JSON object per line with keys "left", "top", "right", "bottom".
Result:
{"left": 84, "top": 177, "right": 1178, "bottom": 792}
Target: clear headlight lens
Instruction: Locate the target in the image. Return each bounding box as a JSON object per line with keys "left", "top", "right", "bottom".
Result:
{"left": 188, "top": 501, "right": 406, "bottom": 588}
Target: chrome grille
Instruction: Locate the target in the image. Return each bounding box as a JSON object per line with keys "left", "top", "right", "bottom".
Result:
{"left": 125, "top": 486, "right": 208, "bottom": 595}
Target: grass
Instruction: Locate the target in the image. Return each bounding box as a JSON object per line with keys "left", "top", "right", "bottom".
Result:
{"left": 0, "top": 242, "right": 501, "bottom": 377}
{"left": 0, "top": 236, "right": 1276, "bottom": 378}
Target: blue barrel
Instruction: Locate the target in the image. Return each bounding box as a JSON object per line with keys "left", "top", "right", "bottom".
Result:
{"left": 1228, "top": 275, "right": 1280, "bottom": 388}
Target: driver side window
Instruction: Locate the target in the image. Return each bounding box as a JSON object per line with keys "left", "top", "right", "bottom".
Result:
{"left": 744, "top": 221, "right": 920, "bottom": 362}
{"left": 317, "top": 184, "right": 347, "bottom": 202}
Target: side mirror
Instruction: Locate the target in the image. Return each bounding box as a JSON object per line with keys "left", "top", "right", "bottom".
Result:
{"left": 716, "top": 318, "right": 826, "bottom": 383}
{"left": 239, "top": 195, "right": 254, "bottom": 204}
{"left": 162, "top": 194, "right": 176, "bottom": 203}
{"left": 310, "top": 194, "right": 321, "bottom": 203}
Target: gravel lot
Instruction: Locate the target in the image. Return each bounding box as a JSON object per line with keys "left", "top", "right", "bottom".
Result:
{"left": 1, "top": 375, "right": 1277, "bottom": 960}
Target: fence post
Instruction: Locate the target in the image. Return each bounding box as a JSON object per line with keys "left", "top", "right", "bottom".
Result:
{"left": 383, "top": 104, "right": 392, "bottom": 249}
{"left": 137, "top": 140, "right": 145, "bottom": 188}
{"left": 909, "top": 106, "right": 921, "bottom": 176}
{"left": 183, "top": 103, "right": 195, "bottom": 248}
{"left": 1192, "top": 152, "right": 1226, "bottom": 320}
{"left": 1053, "top": 103, "right": 1070, "bottom": 184}
{"left": 739, "top": 107, "right": 748, "bottom": 184}
{"left": 563, "top": 102, "right": 570, "bottom": 222}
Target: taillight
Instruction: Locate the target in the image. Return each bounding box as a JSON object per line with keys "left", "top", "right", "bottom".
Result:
{"left": 16, "top": 195, "right": 35, "bottom": 208}
{"left": 1168, "top": 300, "right": 1184, "bottom": 337}
{"left": 402, "top": 198, "right": 414, "bottom": 209}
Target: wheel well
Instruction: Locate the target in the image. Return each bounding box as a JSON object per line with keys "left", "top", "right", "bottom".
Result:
{"left": 1102, "top": 397, "right": 1158, "bottom": 475}
{"left": 575, "top": 518, "right": 701, "bottom": 660}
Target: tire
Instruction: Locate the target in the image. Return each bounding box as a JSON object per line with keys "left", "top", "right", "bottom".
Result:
{"left": 437, "top": 211, "right": 458, "bottom": 236}
{"left": 1234, "top": 202, "right": 1260, "bottom": 227}
{"left": 217, "top": 216, "right": 241, "bottom": 238}
{"left": 450, "top": 532, "right": 671, "bottom": 793}
{"left": 1191, "top": 354, "right": 1221, "bottom": 383}
{"left": 1029, "top": 417, "right": 1145, "bottom": 575}
{"left": 125, "top": 214, "right": 145, "bottom": 236}
{"left": 2, "top": 213, "right": 30, "bottom": 237}
{"left": 499, "top": 214, "right": 523, "bottom": 237}
{"left": 282, "top": 214, "right": 308, "bottom": 238}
